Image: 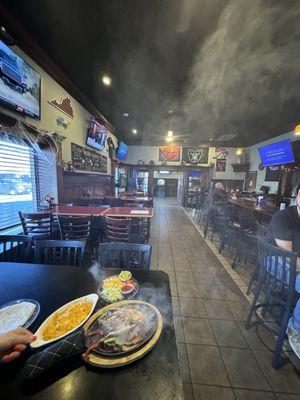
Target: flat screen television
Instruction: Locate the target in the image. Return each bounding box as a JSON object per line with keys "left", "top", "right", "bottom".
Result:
{"left": 117, "top": 141, "right": 128, "bottom": 160}
{"left": 0, "top": 40, "right": 41, "bottom": 119}
{"left": 291, "top": 140, "right": 300, "bottom": 163}
{"left": 258, "top": 139, "right": 294, "bottom": 166}
{"left": 86, "top": 119, "right": 107, "bottom": 151}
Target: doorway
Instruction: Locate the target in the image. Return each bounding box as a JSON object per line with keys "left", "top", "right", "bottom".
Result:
{"left": 153, "top": 170, "right": 179, "bottom": 197}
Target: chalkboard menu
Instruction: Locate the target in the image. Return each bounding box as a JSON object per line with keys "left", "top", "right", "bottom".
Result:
{"left": 71, "top": 143, "right": 107, "bottom": 173}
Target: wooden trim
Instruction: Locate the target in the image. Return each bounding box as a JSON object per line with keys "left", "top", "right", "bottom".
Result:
{"left": 0, "top": 4, "right": 117, "bottom": 135}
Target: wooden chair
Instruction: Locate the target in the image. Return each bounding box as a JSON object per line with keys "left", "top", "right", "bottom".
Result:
{"left": 124, "top": 203, "right": 147, "bottom": 236}
{"left": 0, "top": 235, "right": 32, "bottom": 262}
{"left": 104, "top": 216, "right": 132, "bottom": 242}
{"left": 19, "top": 211, "right": 53, "bottom": 239}
{"left": 99, "top": 242, "right": 152, "bottom": 270}
{"left": 34, "top": 239, "right": 86, "bottom": 266}
{"left": 58, "top": 215, "right": 91, "bottom": 240}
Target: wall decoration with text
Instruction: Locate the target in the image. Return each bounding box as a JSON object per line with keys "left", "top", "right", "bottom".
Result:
{"left": 48, "top": 95, "right": 74, "bottom": 118}
{"left": 159, "top": 146, "right": 181, "bottom": 162}
{"left": 181, "top": 147, "right": 209, "bottom": 164}
{"left": 56, "top": 116, "right": 70, "bottom": 129}
{"left": 71, "top": 143, "right": 107, "bottom": 173}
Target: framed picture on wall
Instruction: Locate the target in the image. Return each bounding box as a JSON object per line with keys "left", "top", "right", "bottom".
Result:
{"left": 245, "top": 171, "right": 257, "bottom": 191}
{"left": 265, "top": 166, "right": 280, "bottom": 182}
{"left": 216, "top": 159, "right": 226, "bottom": 172}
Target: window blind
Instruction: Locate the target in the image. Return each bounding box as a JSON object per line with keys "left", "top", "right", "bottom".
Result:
{"left": 0, "top": 140, "right": 37, "bottom": 230}
{"left": 36, "top": 152, "right": 57, "bottom": 207}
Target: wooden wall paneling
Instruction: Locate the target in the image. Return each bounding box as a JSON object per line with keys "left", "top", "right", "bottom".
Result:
{"left": 58, "top": 172, "right": 113, "bottom": 203}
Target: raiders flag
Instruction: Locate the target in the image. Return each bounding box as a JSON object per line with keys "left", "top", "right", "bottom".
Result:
{"left": 181, "top": 147, "right": 209, "bottom": 164}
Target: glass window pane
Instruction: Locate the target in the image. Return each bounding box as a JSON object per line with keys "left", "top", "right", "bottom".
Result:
{"left": 0, "top": 140, "right": 37, "bottom": 229}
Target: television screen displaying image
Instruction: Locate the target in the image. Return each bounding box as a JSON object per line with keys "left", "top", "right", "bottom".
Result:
{"left": 0, "top": 40, "right": 40, "bottom": 119}
{"left": 86, "top": 119, "right": 108, "bottom": 151}
{"left": 258, "top": 139, "right": 294, "bottom": 166}
{"left": 117, "top": 141, "right": 128, "bottom": 160}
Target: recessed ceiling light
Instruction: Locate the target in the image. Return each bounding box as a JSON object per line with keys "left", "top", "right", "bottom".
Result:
{"left": 123, "top": 112, "right": 129, "bottom": 117}
{"left": 168, "top": 110, "right": 173, "bottom": 115}
{"left": 167, "top": 130, "right": 173, "bottom": 138}
{"left": 166, "top": 136, "right": 173, "bottom": 143}
{"left": 209, "top": 138, "right": 214, "bottom": 141}
{"left": 102, "top": 75, "right": 112, "bottom": 86}
{"left": 132, "top": 128, "right": 138, "bottom": 134}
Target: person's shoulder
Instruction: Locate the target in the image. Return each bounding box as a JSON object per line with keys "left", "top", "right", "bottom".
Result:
{"left": 271, "top": 209, "right": 289, "bottom": 222}
{"left": 286, "top": 206, "right": 297, "bottom": 215}
{"left": 271, "top": 206, "right": 296, "bottom": 224}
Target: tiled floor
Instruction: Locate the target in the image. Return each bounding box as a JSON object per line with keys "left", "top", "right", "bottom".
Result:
{"left": 149, "top": 198, "right": 300, "bottom": 400}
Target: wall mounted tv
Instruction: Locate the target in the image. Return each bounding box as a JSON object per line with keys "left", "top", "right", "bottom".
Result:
{"left": 258, "top": 139, "right": 294, "bottom": 167}
{"left": 0, "top": 40, "right": 41, "bottom": 119}
{"left": 117, "top": 141, "right": 128, "bottom": 160}
{"left": 86, "top": 119, "right": 108, "bottom": 151}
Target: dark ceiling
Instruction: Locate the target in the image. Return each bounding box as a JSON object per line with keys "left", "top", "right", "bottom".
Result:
{"left": 2, "top": 0, "right": 300, "bottom": 146}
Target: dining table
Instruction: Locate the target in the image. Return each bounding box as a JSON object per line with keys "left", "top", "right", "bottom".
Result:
{"left": 0, "top": 263, "right": 183, "bottom": 400}
{"left": 52, "top": 205, "right": 108, "bottom": 217}
{"left": 103, "top": 207, "right": 154, "bottom": 242}
{"left": 77, "top": 196, "right": 153, "bottom": 207}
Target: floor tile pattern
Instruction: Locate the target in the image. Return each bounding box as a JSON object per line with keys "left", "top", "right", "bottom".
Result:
{"left": 149, "top": 198, "right": 300, "bottom": 400}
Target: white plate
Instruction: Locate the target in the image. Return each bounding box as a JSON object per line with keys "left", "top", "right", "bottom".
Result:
{"left": 0, "top": 299, "right": 40, "bottom": 334}
{"left": 31, "top": 294, "right": 98, "bottom": 348}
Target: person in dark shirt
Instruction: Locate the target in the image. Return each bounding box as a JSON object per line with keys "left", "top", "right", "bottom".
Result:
{"left": 208, "top": 182, "right": 227, "bottom": 204}
{"left": 268, "top": 202, "right": 300, "bottom": 256}
{"left": 268, "top": 186, "right": 300, "bottom": 358}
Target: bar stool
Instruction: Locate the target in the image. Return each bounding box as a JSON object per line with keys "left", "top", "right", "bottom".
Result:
{"left": 218, "top": 205, "right": 240, "bottom": 254}
{"left": 245, "top": 238, "right": 298, "bottom": 368}
{"left": 232, "top": 210, "right": 258, "bottom": 268}
{"left": 247, "top": 224, "right": 268, "bottom": 294}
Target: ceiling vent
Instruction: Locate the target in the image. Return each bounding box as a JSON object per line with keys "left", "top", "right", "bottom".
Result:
{"left": 215, "top": 133, "right": 237, "bottom": 141}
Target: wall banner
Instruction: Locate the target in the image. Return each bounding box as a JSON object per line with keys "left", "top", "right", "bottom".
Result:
{"left": 159, "top": 146, "right": 181, "bottom": 161}
{"left": 181, "top": 147, "right": 209, "bottom": 164}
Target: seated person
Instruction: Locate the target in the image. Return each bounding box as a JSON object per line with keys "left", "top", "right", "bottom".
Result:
{"left": 207, "top": 182, "right": 227, "bottom": 220}
{"left": 0, "top": 328, "right": 36, "bottom": 363}
{"left": 268, "top": 185, "right": 300, "bottom": 357}
{"left": 208, "top": 182, "right": 227, "bottom": 204}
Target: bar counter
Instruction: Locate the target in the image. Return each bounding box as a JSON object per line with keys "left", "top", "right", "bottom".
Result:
{"left": 228, "top": 198, "right": 278, "bottom": 222}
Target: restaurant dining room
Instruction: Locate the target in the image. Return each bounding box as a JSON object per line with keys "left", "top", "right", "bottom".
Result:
{"left": 1, "top": 1, "right": 300, "bottom": 399}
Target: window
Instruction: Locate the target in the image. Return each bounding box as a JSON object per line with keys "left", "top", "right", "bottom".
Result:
{"left": 0, "top": 140, "right": 37, "bottom": 230}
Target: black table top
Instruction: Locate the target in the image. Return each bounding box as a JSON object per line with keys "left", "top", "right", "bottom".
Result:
{"left": 0, "top": 263, "right": 183, "bottom": 400}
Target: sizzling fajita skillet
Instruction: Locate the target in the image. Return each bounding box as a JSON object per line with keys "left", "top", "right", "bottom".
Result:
{"left": 24, "top": 300, "right": 163, "bottom": 379}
